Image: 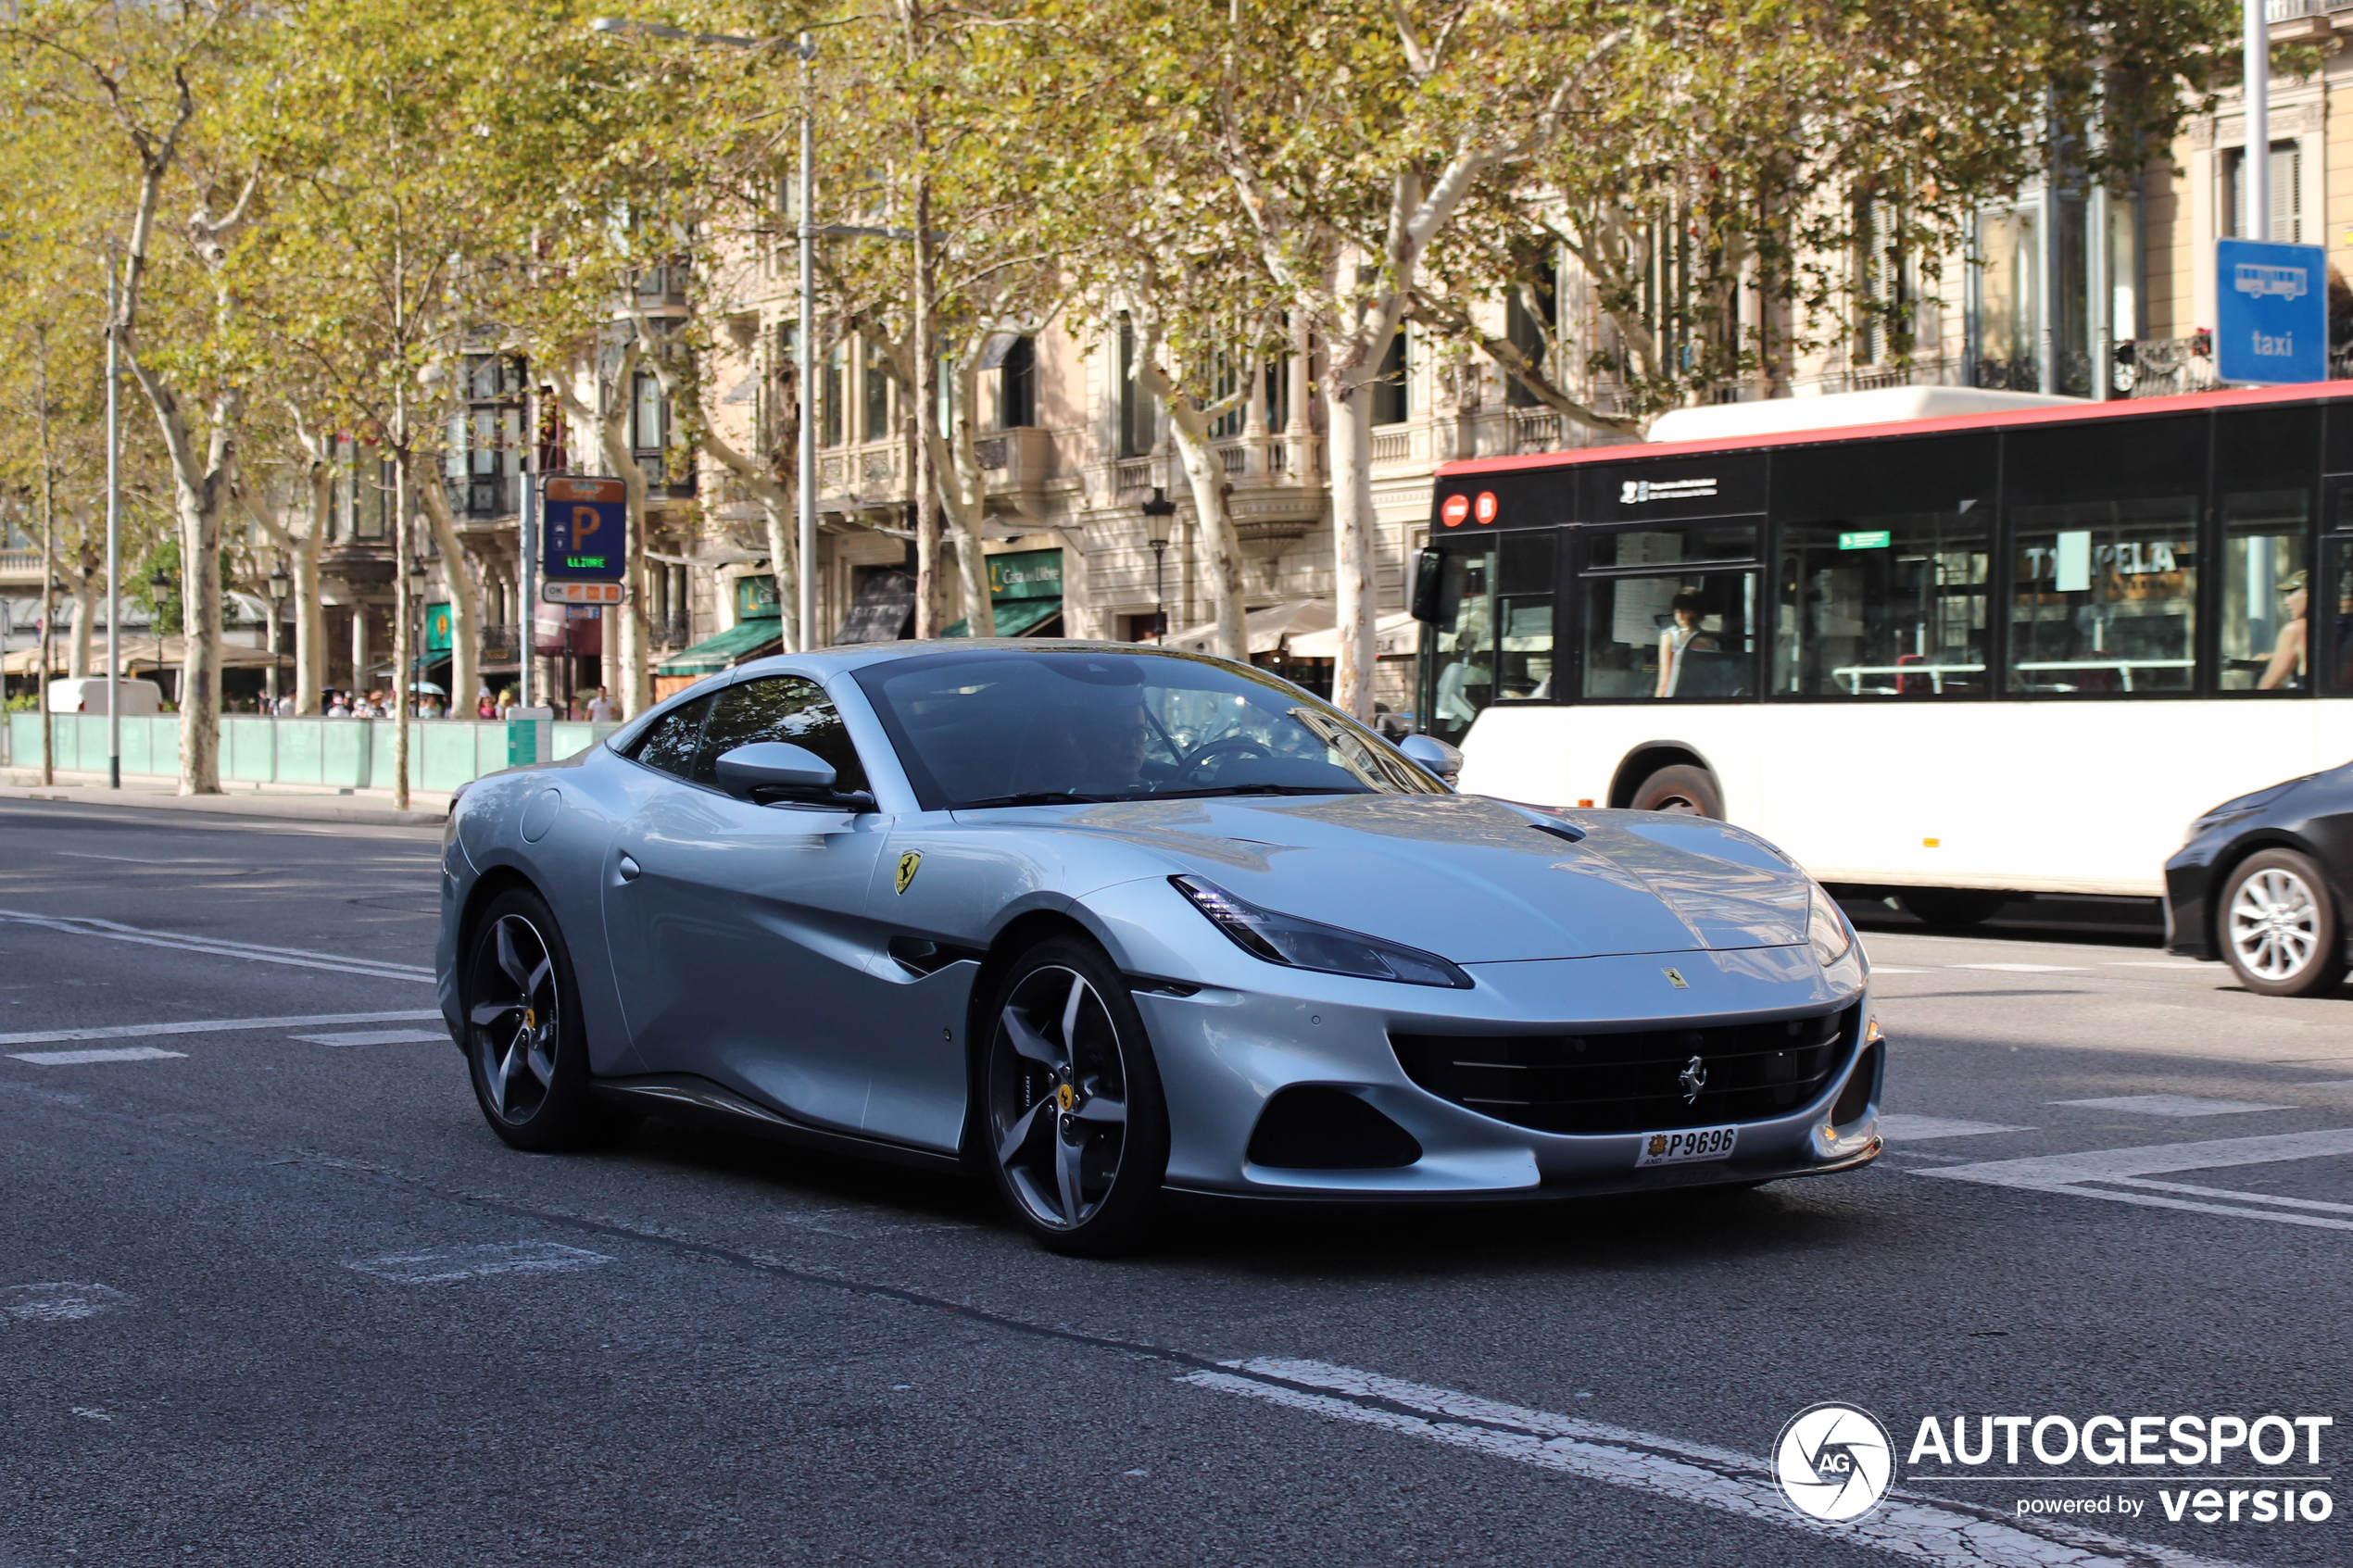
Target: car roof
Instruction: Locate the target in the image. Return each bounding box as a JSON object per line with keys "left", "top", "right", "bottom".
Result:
{"left": 731, "top": 638, "right": 1233, "bottom": 677}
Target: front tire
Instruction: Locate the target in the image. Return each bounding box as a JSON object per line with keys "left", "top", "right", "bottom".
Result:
{"left": 461, "top": 887, "right": 632, "bottom": 1150}
{"left": 2219, "top": 849, "right": 2347, "bottom": 998}
{"left": 979, "top": 936, "right": 1169, "bottom": 1257}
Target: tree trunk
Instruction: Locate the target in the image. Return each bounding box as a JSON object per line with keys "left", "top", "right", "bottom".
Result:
{"left": 294, "top": 535, "right": 324, "bottom": 716}
{"left": 418, "top": 479, "right": 480, "bottom": 728}
{"left": 70, "top": 576, "right": 96, "bottom": 678}
{"left": 176, "top": 461, "right": 225, "bottom": 794}
{"left": 1325, "top": 383, "right": 1378, "bottom": 721}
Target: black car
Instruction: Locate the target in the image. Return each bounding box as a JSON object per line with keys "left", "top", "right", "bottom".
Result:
{"left": 2165, "top": 762, "right": 2353, "bottom": 997}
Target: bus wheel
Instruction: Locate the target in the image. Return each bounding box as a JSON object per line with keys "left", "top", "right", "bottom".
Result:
{"left": 1629, "top": 764, "right": 1721, "bottom": 817}
{"left": 1901, "top": 889, "right": 2010, "bottom": 927}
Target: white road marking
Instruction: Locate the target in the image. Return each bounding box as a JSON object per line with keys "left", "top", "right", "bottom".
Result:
{"left": 7, "top": 1047, "right": 187, "bottom": 1066}
{"left": 290, "top": 1028, "right": 450, "bottom": 1047}
{"left": 0, "top": 909, "right": 433, "bottom": 982}
{"left": 2, "top": 1282, "right": 135, "bottom": 1322}
{"left": 345, "top": 1241, "right": 613, "bottom": 1284}
{"left": 2100, "top": 1177, "right": 2353, "bottom": 1216}
{"left": 1919, "top": 1127, "right": 2353, "bottom": 1232}
{"left": 1868, "top": 966, "right": 1931, "bottom": 974}
{"left": 0, "top": 1010, "right": 441, "bottom": 1048}
{"left": 2105, "top": 961, "right": 2205, "bottom": 970}
{"left": 2051, "top": 1095, "right": 2291, "bottom": 1117}
{"left": 1876, "top": 1114, "right": 2031, "bottom": 1141}
{"left": 1184, "top": 1358, "right": 2248, "bottom": 1568}
{"left": 1951, "top": 963, "right": 2085, "bottom": 972}
{"left": 2297, "top": 1078, "right": 2353, "bottom": 1088}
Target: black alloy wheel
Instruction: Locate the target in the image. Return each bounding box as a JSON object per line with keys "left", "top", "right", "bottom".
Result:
{"left": 462, "top": 887, "right": 633, "bottom": 1150}
{"left": 978, "top": 936, "right": 1169, "bottom": 1256}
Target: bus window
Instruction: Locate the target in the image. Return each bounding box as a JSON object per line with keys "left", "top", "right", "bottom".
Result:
{"left": 1775, "top": 518, "right": 1990, "bottom": 697}
{"left": 1427, "top": 548, "right": 1493, "bottom": 740}
{"left": 2004, "top": 418, "right": 2203, "bottom": 696}
{"left": 1768, "top": 434, "right": 1994, "bottom": 698}
{"left": 1583, "top": 569, "right": 1757, "bottom": 700}
{"left": 2218, "top": 491, "right": 2311, "bottom": 691}
{"left": 1495, "top": 533, "right": 1556, "bottom": 702}
{"left": 1422, "top": 535, "right": 1555, "bottom": 740}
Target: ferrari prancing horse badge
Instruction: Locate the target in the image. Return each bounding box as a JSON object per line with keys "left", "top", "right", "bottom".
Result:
{"left": 895, "top": 851, "right": 922, "bottom": 895}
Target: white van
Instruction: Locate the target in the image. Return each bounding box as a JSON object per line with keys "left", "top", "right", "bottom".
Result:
{"left": 45, "top": 677, "right": 165, "bottom": 715}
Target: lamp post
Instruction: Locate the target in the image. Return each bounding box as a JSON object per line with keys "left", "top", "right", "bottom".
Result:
{"left": 408, "top": 556, "right": 429, "bottom": 716}
{"left": 266, "top": 562, "right": 290, "bottom": 709}
{"left": 1140, "top": 486, "right": 1176, "bottom": 641}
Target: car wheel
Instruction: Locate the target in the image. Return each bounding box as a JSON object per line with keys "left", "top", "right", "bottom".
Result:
{"left": 462, "top": 887, "right": 635, "bottom": 1150}
{"left": 1629, "top": 763, "right": 1722, "bottom": 817}
{"left": 979, "top": 936, "right": 1170, "bottom": 1257}
{"left": 2219, "top": 849, "right": 2347, "bottom": 998}
{"left": 1901, "top": 888, "right": 2009, "bottom": 927}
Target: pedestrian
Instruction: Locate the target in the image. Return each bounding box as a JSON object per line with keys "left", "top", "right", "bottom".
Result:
{"left": 475, "top": 686, "right": 496, "bottom": 720}
{"left": 326, "top": 690, "right": 350, "bottom": 718}
{"left": 273, "top": 693, "right": 294, "bottom": 716}
{"left": 585, "top": 684, "right": 619, "bottom": 722}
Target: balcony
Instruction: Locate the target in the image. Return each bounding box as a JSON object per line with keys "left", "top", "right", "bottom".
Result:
{"left": 975, "top": 425, "right": 1056, "bottom": 496}
{"left": 2267, "top": 0, "right": 2353, "bottom": 35}
{"left": 446, "top": 475, "right": 522, "bottom": 520}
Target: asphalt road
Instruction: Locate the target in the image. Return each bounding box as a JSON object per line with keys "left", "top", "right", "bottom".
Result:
{"left": 1, "top": 797, "right": 2346, "bottom": 1568}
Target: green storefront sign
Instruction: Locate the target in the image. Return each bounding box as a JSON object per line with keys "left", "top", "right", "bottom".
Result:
{"left": 736, "top": 574, "right": 781, "bottom": 619}
{"left": 425, "top": 601, "right": 452, "bottom": 652}
{"left": 988, "top": 548, "right": 1062, "bottom": 600}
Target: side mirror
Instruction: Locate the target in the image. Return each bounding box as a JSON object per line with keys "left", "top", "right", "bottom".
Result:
{"left": 1409, "top": 548, "right": 1443, "bottom": 622}
{"left": 1397, "top": 733, "right": 1462, "bottom": 789}
{"left": 714, "top": 742, "right": 872, "bottom": 809}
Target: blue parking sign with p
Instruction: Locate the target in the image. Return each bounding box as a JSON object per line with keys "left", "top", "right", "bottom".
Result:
{"left": 541, "top": 475, "right": 628, "bottom": 581}
{"left": 2215, "top": 238, "right": 2326, "bottom": 385}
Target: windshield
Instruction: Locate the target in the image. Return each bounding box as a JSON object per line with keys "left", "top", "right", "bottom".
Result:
{"left": 853, "top": 648, "right": 1442, "bottom": 810}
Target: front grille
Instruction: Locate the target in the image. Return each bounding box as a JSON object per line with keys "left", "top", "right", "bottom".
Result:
{"left": 1391, "top": 1004, "right": 1860, "bottom": 1135}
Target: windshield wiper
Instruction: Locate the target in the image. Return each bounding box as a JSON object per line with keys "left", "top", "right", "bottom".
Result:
{"left": 957, "top": 791, "right": 1115, "bottom": 809}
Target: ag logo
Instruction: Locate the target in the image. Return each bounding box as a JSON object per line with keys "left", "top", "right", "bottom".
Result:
{"left": 894, "top": 851, "right": 923, "bottom": 895}
{"left": 1774, "top": 1403, "right": 1894, "bottom": 1522}
{"left": 1662, "top": 967, "right": 1688, "bottom": 989}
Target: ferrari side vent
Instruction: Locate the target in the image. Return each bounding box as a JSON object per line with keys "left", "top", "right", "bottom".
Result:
{"left": 1247, "top": 1086, "right": 1423, "bottom": 1170}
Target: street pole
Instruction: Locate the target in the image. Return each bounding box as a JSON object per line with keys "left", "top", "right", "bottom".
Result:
{"left": 797, "top": 33, "right": 818, "bottom": 652}
{"left": 105, "top": 254, "right": 121, "bottom": 788}
{"left": 2246, "top": 0, "right": 2269, "bottom": 240}
{"left": 34, "top": 323, "right": 55, "bottom": 787}
{"left": 520, "top": 384, "right": 536, "bottom": 711}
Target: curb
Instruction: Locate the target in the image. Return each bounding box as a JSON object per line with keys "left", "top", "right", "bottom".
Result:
{"left": 0, "top": 782, "right": 447, "bottom": 829}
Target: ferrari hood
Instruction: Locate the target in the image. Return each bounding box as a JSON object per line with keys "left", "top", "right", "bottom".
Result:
{"left": 975, "top": 793, "right": 1813, "bottom": 962}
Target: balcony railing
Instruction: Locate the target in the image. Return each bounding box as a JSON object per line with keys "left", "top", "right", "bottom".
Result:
{"left": 648, "top": 615, "right": 692, "bottom": 651}
{"left": 1509, "top": 407, "right": 1564, "bottom": 454}
{"left": 446, "top": 474, "right": 522, "bottom": 519}
{"left": 481, "top": 624, "right": 521, "bottom": 663}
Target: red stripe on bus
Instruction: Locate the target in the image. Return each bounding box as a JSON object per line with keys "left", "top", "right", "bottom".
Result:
{"left": 1432, "top": 379, "right": 2353, "bottom": 480}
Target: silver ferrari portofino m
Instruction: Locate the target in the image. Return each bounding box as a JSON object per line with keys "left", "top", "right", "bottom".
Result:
{"left": 436, "top": 642, "right": 1881, "bottom": 1253}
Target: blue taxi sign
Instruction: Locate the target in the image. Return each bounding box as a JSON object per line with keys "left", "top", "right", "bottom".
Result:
{"left": 2214, "top": 238, "right": 2326, "bottom": 385}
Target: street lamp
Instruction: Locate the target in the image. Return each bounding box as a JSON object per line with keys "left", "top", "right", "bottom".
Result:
{"left": 1140, "top": 486, "right": 1176, "bottom": 641}
{"left": 148, "top": 561, "right": 173, "bottom": 701}
{"left": 266, "top": 563, "right": 290, "bottom": 709}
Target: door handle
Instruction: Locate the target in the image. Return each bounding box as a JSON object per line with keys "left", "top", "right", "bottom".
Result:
{"left": 616, "top": 853, "right": 641, "bottom": 883}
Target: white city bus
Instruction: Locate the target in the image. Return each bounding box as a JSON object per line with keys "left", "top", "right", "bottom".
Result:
{"left": 1418, "top": 383, "right": 2353, "bottom": 920}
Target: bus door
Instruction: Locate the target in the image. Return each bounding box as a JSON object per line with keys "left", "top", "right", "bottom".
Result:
{"left": 1414, "top": 531, "right": 1557, "bottom": 744}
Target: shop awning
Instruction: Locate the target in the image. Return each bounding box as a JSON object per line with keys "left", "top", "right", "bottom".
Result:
{"left": 656, "top": 615, "right": 782, "bottom": 676}
{"left": 942, "top": 596, "right": 1063, "bottom": 639}
{"left": 1161, "top": 599, "right": 1334, "bottom": 657}
{"left": 1285, "top": 610, "right": 1422, "bottom": 660}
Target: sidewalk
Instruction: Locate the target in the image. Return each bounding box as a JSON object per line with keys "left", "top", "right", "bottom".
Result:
{"left": 1, "top": 769, "right": 452, "bottom": 827}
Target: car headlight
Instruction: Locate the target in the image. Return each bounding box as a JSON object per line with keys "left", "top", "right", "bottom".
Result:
{"left": 1171, "top": 875, "right": 1473, "bottom": 989}
{"left": 1807, "top": 883, "right": 1854, "bottom": 968}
